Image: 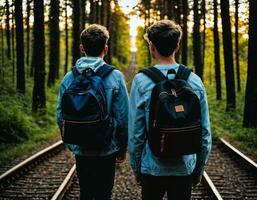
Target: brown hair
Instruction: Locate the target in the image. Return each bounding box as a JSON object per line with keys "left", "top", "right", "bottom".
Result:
{"left": 80, "top": 24, "right": 109, "bottom": 56}
{"left": 144, "top": 20, "right": 182, "bottom": 57}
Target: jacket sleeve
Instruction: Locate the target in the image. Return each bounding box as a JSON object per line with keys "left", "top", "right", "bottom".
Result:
{"left": 128, "top": 78, "right": 146, "bottom": 176}
{"left": 56, "top": 81, "right": 66, "bottom": 129}
{"left": 112, "top": 71, "right": 129, "bottom": 153}
{"left": 194, "top": 84, "right": 212, "bottom": 176}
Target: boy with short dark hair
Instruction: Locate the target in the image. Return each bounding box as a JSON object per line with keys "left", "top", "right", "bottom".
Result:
{"left": 129, "top": 20, "right": 211, "bottom": 200}
{"left": 57, "top": 24, "right": 129, "bottom": 200}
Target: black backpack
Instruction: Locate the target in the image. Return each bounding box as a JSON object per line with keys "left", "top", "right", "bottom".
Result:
{"left": 61, "top": 64, "right": 115, "bottom": 150}
{"left": 139, "top": 65, "right": 202, "bottom": 157}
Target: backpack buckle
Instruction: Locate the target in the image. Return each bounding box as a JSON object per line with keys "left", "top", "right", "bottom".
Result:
{"left": 82, "top": 68, "right": 94, "bottom": 77}
{"left": 171, "top": 89, "right": 178, "bottom": 97}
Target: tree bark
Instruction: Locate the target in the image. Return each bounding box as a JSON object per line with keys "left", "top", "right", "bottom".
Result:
{"left": 235, "top": 0, "right": 241, "bottom": 92}
{"left": 193, "top": 0, "right": 203, "bottom": 80}
{"left": 213, "top": 0, "right": 222, "bottom": 100}
{"left": 72, "top": 0, "right": 81, "bottom": 65}
{"left": 5, "top": 0, "right": 11, "bottom": 59}
{"left": 11, "top": 6, "right": 15, "bottom": 84}
{"left": 220, "top": 0, "right": 236, "bottom": 110}
{"left": 15, "top": 0, "right": 25, "bottom": 94}
{"left": 201, "top": 0, "right": 206, "bottom": 69}
{"left": 181, "top": 0, "right": 188, "bottom": 65}
{"left": 64, "top": 0, "right": 69, "bottom": 75}
{"left": 48, "top": 0, "right": 60, "bottom": 86}
{"left": 243, "top": 0, "right": 257, "bottom": 127}
{"left": 26, "top": 0, "right": 31, "bottom": 68}
{"left": 32, "top": 0, "right": 46, "bottom": 112}
{"left": 89, "top": 0, "right": 94, "bottom": 24}
{"left": 80, "top": 0, "right": 86, "bottom": 31}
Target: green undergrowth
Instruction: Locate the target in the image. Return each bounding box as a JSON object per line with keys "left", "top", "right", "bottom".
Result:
{"left": 206, "top": 83, "right": 257, "bottom": 155}
{"left": 0, "top": 63, "right": 59, "bottom": 165}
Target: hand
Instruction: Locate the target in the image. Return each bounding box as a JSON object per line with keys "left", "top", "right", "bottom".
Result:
{"left": 116, "top": 152, "right": 126, "bottom": 164}
{"left": 193, "top": 175, "right": 202, "bottom": 187}
{"left": 135, "top": 174, "right": 142, "bottom": 186}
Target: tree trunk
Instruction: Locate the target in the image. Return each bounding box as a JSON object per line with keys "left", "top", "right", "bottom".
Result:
{"left": 32, "top": 0, "right": 46, "bottom": 112}
{"left": 220, "top": 0, "right": 236, "bottom": 110}
{"left": 11, "top": 6, "right": 15, "bottom": 84}
{"left": 48, "top": 0, "right": 60, "bottom": 86}
{"left": 201, "top": 0, "right": 206, "bottom": 69}
{"left": 80, "top": 0, "right": 86, "bottom": 31}
{"left": 181, "top": 0, "right": 188, "bottom": 65}
{"left": 26, "top": 0, "right": 31, "bottom": 68}
{"left": 105, "top": 0, "right": 112, "bottom": 64}
{"left": 0, "top": 20, "right": 4, "bottom": 76}
{"left": 5, "top": 0, "right": 11, "bottom": 59}
{"left": 193, "top": 0, "right": 203, "bottom": 80}
{"left": 64, "top": 0, "right": 69, "bottom": 75}
{"left": 243, "top": 0, "right": 257, "bottom": 127}
{"left": 72, "top": 0, "right": 81, "bottom": 65}
{"left": 89, "top": 0, "right": 94, "bottom": 24}
{"left": 15, "top": 0, "right": 25, "bottom": 94}
{"left": 235, "top": 0, "right": 241, "bottom": 92}
{"left": 213, "top": 0, "right": 222, "bottom": 100}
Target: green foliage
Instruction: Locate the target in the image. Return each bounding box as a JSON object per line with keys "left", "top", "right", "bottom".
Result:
{"left": 136, "top": 26, "right": 150, "bottom": 69}
{"left": 111, "top": 3, "right": 131, "bottom": 68}
{"left": 0, "top": 60, "right": 59, "bottom": 165}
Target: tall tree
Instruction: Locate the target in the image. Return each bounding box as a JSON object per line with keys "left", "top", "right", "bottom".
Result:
{"left": 26, "top": 0, "right": 31, "bottom": 67}
{"left": 48, "top": 0, "right": 60, "bottom": 86}
{"left": 220, "top": 0, "right": 236, "bottom": 110}
{"left": 32, "top": 0, "right": 46, "bottom": 112}
{"left": 235, "top": 0, "right": 241, "bottom": 92}
{"left": 72, "top": 0, "right": 81, "bottom": 65}
{"left": 64, "top": 0, "right": 69, "bottom": 75}
{"left": 80, "top": 0, "right": 86, "bottom": 31}
{"left": 105, "top": 0, "right": 112, "bottom": 64}
{"left": 0, "top": 14, "right": 4, "bottom": 72}
{"left": 213, "top": 0, "right": 222, "bottom": 100}
{"left": 193, "top": 0, "right": 203, "bottom": 80}
{"left": 5, "top": 0, "right": 11, "bottom": 59}
{"left": 15, "top": 0, "right": 25, "bottom": 94}
{"left": 181, "top": 0, "right": 188, "bottom": 65}
{"left": 243, "top": 0, "right": 257, "bottom": 127}
{"left": 201, "top": 0, "right": 206, "bottom": 68}
{"left": 89, "top": 0, "right": 95, "bottom": 24}
{"left": 11, "top": 6, "right": 15, "bottom": 84}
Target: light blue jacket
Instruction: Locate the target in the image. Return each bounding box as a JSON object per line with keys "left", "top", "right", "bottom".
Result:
{"left": 128, "top": 63, "right": 212, "bottom": 176}
{"left": 57, "top": 56, "right": 129, "bottom": 156}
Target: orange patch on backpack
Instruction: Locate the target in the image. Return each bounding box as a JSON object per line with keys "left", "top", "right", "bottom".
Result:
{"left": 175, "top": 105, "right": 184, "bottom": 112}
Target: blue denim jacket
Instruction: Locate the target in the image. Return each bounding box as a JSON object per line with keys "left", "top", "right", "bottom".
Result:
{"left": 57, "top": 56, "right": 129, "bottom": 156}
{"left": 128, "top": 63, "right": 212, "bottom": 176}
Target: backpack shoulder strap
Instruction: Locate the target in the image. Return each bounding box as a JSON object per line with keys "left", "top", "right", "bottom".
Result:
{"left": 175, "top": 64, "right": 192, "bottom": 81}
{"left": 96, "top": 64, "right": 115, "bottom": 79}
{"left": 139, "top": 66, "right": 166, "bottom": 83}
{"left": 72, "top": 66, "right": 80, "bottom": 78}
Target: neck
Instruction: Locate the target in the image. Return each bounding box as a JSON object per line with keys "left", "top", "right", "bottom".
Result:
{"left": 155, "top": 54, "right": 176, "bottom": 65}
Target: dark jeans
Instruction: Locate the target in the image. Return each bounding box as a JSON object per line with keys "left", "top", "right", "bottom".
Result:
{"left": 141, "top": 174, "right": 193, "bottom": 200}
{"left": 75, "top": 154, "right": 116, "bottom": 200}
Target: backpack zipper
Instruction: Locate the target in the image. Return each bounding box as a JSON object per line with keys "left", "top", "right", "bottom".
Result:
{"left": 160, "top": 132, "right": 166, "bottom": 152}
{"left": 159, "top": 124, "right": 201, "bottom": 133}
{"left": 64, "top": 118, "right": 104, "bottom": 124}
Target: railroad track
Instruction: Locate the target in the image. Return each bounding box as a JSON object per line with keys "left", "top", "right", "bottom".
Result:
{"left": 206, "top": 138, "right": 257, "bottom": 199}
{"left": 55, "top": 158, "right": 220, "bottom": 200}
{"left": 1, "top": 137, "right": 256, "bottom": 199}
{"left": 0, "top": 140, "right": 75, "bottom": 199}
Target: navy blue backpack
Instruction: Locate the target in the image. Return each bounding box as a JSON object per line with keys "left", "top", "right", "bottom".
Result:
{"left": 61, "top": 64, "right": 115, "bottom": 150}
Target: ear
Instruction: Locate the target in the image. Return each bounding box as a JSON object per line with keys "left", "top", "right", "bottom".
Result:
{"left": 80, "top": 44, "right": 86, "bottom": 55}
{"left": 103, "top": 45, "right": 108, "bottom": 55}
{"left": 149, "top": 42, "right": 156, "bottom": 59}
{"left": 174, "top": 43, "right": 180, "bottom": 53}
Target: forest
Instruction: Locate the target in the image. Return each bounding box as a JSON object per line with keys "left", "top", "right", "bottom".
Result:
{"left": 0, "top": 0, "right": 256, "bottom": 163}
